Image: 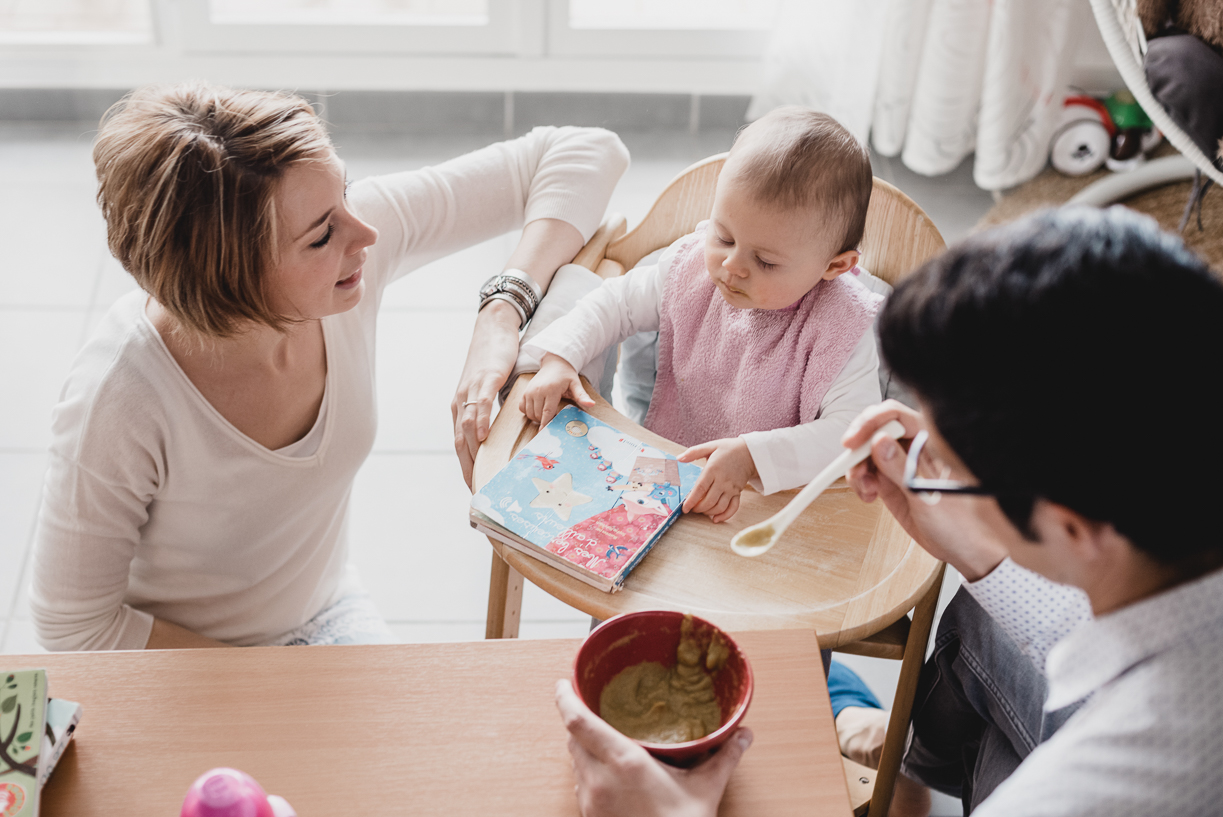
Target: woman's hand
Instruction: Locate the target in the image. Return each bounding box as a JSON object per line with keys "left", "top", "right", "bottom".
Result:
{"left": 453, "top": 218, "right": 587, "bottom": 488}
{"left": 556, "top": 679, "right": 752, "bottom": 817}
{"left": 521, "top": 353, "right": 595, "bottom": 429}
{"left": 678, "top": 438, "right": 757, "bottom": 524}
{"left": 453, "top": 299, "right": 521, "bottom": 488}
{"left": 843, "top": 401, "right": 1008, "bottom": 581}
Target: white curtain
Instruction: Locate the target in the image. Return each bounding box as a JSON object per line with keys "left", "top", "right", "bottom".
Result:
{"left": 749, "top": 0, "right": 1090, "bottom": 191}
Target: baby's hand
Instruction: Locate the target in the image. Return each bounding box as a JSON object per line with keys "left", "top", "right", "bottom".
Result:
{"left": 677, "top": 437, "right": 757, "bottom": 524}
{"left": 520, "top": 353, "right": 595, "bottom": 428}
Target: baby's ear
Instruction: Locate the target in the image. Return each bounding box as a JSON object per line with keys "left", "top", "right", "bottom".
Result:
{"left": 822, "top": 249, "right": 860, "bottom": 281}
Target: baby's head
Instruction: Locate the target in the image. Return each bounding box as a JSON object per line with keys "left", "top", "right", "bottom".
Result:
{"left": 706, "top": 107, "right": 872, "bottom": 310}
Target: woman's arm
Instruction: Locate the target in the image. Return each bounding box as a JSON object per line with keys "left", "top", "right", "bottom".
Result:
{"left": 32, "top": 332, "right": 191, "bottom": 652}
{"left": 31, "top": 448, "right": 158, "bottom": 651}
{"left": 353, "top": 126, "right": 628, "bottom": 287}
{"left": 350, "top": 125, "right": 629, "bottom": 486}
{"left": 453, "top": 217, "right": 586, "bottom": 486}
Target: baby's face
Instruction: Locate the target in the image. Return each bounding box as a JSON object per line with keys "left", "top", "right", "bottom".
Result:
{"left": 704, "top": 167, "right": 848, "bottom": 310}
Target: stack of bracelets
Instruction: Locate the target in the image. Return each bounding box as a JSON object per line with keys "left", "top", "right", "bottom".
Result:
{"left": 478, "top": 269, "right": 544, "bottom": 330}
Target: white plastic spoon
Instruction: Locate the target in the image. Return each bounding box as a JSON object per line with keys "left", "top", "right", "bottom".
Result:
{"left": 730, "top": 420, "right": 907, "bottom": 557}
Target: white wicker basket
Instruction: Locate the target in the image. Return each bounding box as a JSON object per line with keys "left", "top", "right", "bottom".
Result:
{"left": 1090, "top": 0, "right": 1223, "bottom": 188}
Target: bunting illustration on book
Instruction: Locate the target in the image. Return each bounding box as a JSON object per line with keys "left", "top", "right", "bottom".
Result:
{"left": 471, "top": 406, "right": 702, "bottom": 591}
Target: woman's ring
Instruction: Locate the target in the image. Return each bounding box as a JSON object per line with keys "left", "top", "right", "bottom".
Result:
{"left": 463, "top": 400, "right": 478, "bottom": 407}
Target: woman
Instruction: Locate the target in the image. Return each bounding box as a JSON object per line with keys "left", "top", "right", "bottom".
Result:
{"left": 30, "top": 82, "right": 627, "bottom": 650}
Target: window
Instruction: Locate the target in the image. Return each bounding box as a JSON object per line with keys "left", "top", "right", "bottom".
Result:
{"left": 180, "top": 0, "right": 535, "bottom": 55}
{"left": 208, "top": 0, "right": 488, "bottom": 27}
{"left": 0, "top": 0, "right": 153, "bottom": 44}
{"left": 3, "top": 0, "right": 775, "bottom": 95}
{"left": 568, "top": 0, "right": 775, "bottom": 31}
{"left": 552, "top": 0, "right": 777, "bottom": 58}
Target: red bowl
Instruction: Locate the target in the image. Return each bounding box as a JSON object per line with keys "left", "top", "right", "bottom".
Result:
{"left": 572, "top": 610, "right": 754, "bottom": 766}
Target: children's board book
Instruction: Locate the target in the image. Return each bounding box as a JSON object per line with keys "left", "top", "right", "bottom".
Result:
{"left": 471, "top": 405, "right": 702, "bottom": 592}
{"left": 37, "top": 699, "right": 81, "bottom": 789}
{"left": 0, "top": 669, "right": 46, "bottom": 817}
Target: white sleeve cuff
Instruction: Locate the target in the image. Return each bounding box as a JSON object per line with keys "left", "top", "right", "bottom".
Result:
{"left": 504, "top": 264, "right": 605, "bottom": 399}
{"left": 121, "top": 605, "right": 157, "bottom": 650}
{"left": 741, "top": 431, "right": 780, "bottom": 495}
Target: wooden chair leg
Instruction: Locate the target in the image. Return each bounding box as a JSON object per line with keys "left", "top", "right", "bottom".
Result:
{"left": 486, "top": 550, "right": 524, "bottom": 639}
{"left": 869, "top": 563, "right": 946, "bottom": 817}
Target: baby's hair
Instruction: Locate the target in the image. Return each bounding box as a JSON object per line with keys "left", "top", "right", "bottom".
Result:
{"left": 729, "top": 107, "right": 872, "bottom": 255}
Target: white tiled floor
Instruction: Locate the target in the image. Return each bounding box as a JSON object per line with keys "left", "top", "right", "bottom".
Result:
{"left": 0, "top": 120, "right": 992, "bottom": 679}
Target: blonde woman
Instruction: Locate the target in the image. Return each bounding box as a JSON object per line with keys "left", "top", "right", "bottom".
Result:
{"left": 31, "top": 83, "right": 628, "bottom": 650}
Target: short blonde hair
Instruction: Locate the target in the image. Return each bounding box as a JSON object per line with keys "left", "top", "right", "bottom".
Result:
{"left": 93, "top": 82, "right": 333, "bottom": 337}
{"left": 730, "top": 107, "right": 872, "bottom": 254}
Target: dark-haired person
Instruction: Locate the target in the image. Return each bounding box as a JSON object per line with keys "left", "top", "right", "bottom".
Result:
{"left": 555, "top": 206, "right": 1223, "bottom": 816}
{"left": 30, "top": 82, "right": 628, "bottom": 651}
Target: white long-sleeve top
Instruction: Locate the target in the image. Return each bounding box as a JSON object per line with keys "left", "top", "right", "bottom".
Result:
{"left": 524, "top": 238, "right": 882, "bottom": 495}
{"left": 31, "top": 126, "right": 629, "bottom": 651}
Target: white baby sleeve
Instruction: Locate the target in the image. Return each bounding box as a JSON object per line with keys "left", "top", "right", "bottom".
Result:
{"left": 741, "top": 331, "right": 883, "bottom": 495}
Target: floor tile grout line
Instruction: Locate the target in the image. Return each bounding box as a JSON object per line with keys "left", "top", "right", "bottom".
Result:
{"left": 76, "top": 245, "right": 108, "bottom": 349}
{"left": 0, "top": 261, "right": 91, "bottom": 649}
{"left": 3, "top": 480, "right": 45, "bottom": 645}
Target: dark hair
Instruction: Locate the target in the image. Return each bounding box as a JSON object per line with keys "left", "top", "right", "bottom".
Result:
{"left": 730, "top": 106, "right": 872, "bottom": 254}
{"left": 879, "top": 206, "right": 1223, "bottom": 575}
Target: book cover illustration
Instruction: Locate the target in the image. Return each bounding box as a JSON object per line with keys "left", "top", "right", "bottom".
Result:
{"left": 472, "top": 406, "right": 701, "bottom": 583}
{"left": 0, "top": 669, "right": 46, "bottom": 817}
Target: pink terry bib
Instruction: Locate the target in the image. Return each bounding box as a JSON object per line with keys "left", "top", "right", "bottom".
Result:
{"left": 644, "top": 224, "right": 884, "bottom": 447}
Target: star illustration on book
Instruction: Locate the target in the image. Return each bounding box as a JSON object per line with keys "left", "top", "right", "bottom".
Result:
{"left": 530, "top": 472, "right": 592, "bottom": 521}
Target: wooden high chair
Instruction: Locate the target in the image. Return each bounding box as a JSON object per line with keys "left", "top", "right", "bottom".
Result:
{"left": 472, "top": 154, "right": 947, "bottom": 817}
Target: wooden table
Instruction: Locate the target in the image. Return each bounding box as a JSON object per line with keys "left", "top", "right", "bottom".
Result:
{"left": 9, "top": 629, "right": 851, "bottom": 816}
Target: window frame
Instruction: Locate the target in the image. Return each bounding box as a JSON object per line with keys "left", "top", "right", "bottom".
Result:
{"left": 0, "top": 0, "right": 159, "bottom": 47}
{"left": 547, "top": 0, "right": 772, "bottom": 59}
{"left": 177, "top": 0, "right": 544, "bottom": 57}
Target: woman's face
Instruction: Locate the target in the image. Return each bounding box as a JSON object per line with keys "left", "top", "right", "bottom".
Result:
{"left": 267, "top": 151, "right": 378, "bottom": 321}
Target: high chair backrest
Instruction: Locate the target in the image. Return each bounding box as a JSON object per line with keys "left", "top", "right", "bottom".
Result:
{"left": 604, "top": 153, "right": 946, "bottom": 286}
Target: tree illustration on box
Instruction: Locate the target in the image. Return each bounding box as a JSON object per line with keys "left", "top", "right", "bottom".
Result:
{"left": 0, "top": 675, "right": 37, "bottom": 780}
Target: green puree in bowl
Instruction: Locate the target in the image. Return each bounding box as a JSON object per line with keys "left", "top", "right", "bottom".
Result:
{"left": 599, "top": 616, "right": 730, "bottom": 743}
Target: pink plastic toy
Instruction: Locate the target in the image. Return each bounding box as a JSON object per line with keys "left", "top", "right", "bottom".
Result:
{"left": 180, "top": 768, "right": 296, "bottom": 817}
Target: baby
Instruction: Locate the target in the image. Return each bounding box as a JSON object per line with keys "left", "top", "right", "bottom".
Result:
{"left": 521, "top": 107, "right": 883, "bottom": 523}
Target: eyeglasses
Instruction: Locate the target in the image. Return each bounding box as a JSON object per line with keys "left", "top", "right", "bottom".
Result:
{"left": 903, "top": 430, "right": 995, "bottom": 504}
